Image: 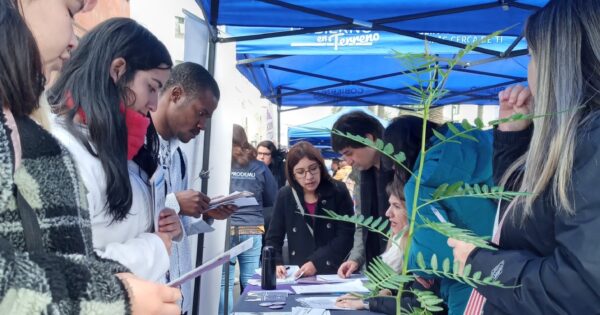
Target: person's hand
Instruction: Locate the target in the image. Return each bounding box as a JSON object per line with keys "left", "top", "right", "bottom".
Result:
{"left": 175, "top": 190, "right": 210, "bottom": 218}
{"left": 204, "top": 204, "right": 237, "bottom": 220}
{"left": 276, "top": 265, "right": 288, "bottom": 279}
{"left": 116, "top": 273, "right": 181, "bottom": 315}
{"left": 337, "top": 260, "right": 359, "bottom": 278}
{"left": 497, "top": 84, "right": 533, "bottom": 132}
{"left": 158, "top": 208, "right": 182, "bottom": 239}
{"left": 154, "top": 232, "right": 172, "bottom": 255}
{"left": 447, "top": 238, "right": 477, "bottom": 274}
{"left": 335, "top": 294, "right": 365, "bottom": 310}
{"left": 296, "top": 261, "right": 317, "bottom": 278}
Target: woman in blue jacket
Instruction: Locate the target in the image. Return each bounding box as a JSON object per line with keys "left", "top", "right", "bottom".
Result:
{"left": 384, "top": 115, "right": 496, "bottom": 315}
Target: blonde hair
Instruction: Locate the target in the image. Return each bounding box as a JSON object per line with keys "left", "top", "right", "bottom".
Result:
{"left": 503, "top": 0, "right": 600, "bottom": 220}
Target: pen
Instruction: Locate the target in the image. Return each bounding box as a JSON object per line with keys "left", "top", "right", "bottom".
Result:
{"left": 294, "top": 271, "right": 305, "bottom": 281}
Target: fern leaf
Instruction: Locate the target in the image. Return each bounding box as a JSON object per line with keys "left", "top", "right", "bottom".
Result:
{"left": 461, "top": 119, "right": 473, "bottom": 130}
{"left": 383, "top": 143, "right": 394, "bottom": 155}
{"left": 432, "top": 129, "right": 447, "bottom": 141}
{"left": 475, "top": 117, "right": 485, "bottom": 129}
{"left": 420, "top": 216, "right": 496, "bottom": 250}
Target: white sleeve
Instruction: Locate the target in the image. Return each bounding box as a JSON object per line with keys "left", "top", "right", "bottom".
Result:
{"left": 96, "top": 233, "right": 170, "bottom": 282}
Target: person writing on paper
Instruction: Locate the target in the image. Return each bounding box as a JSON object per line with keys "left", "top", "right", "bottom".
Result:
{"left": 266, "top": 141, "right": 355, "bottom": 279}
{"left": 0, "top": 1, "right": 180, "bottom": 314}
{"left": 49, "top": 18, "right": 181, "bottom": 282}
{"left": 219, "top": 125, "right": 278, "bottom": 314}
{"left": 332, "top": 111, "right": 394, "bottom": 279}
{"left": 337, "top": 180, "right": 443, "bottom": 314}
{"left": 448, "top": 1, "right": 600, "bottom": 313}
{"left": 147, "top": 62, "right": 236, "bottom": 314}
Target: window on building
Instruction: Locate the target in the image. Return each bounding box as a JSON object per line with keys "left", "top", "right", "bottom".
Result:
{"left": 175, "top": 16, "right": 185, "bottom": 38}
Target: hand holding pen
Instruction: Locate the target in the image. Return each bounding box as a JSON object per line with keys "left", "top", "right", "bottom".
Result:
{"left": 295, "top": 261, "right": 316, "bottom": 279}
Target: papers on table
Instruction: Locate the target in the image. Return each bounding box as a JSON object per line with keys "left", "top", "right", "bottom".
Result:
{"left": 168, "top": 238, "right": 253, "bottom": 287}
{"left": 291, "top": 307, "right": 331, "bottom": 315}
{"left": 292, "top": 279, "right": 369, "bottom": 295}
{"left": 316, "top": 274, "right": 368, "bottom": 283}
{"left": 233, "top": 313, "right": 291, "bottom": 315}
{"left": 209, "top": 191, "right": 254, "bottom": 210}
{"left": 248, "top": 265, "right": 300, "bottom": 286}
{"left": 296, "top": 296, "right": 351, "bottom": 310}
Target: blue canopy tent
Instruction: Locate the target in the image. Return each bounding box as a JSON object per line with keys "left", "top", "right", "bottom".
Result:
{"left": 198, "top": 1, "right": 547, "bottom": 38}
{"left": 195, "top": 1, "right": 547, "bottom": 108}
{"left": 288, "top": 108, "right": 388, "bottom": 155}
{"left": 233, "top": 27, "right": 530, "bottom": 107}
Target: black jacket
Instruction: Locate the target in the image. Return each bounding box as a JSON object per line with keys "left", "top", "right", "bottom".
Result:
{"left": 360, "top": 163, "right": 395, "bottom": 264}
{"left": 265, "top": 179, "right": 355, "bottom": 274}
{"left": 467, "top": 122, "right": 600, "bottom": 314}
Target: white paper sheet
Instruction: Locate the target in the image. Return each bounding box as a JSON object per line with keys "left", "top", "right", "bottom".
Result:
{"left": 150, "top": 167, "right": 166, "bottom": 230}
{"left": 249, "top": 265, "right": 300, "bottom": 285}
{"left": 292, "top": 280, "right": 369, "bottom": 294}
{"left": 292, "top": 279, "right": 369, "bottom": 295}
{"left": 315, "top": 274, "right": 368, "bottom": 283}
{"left": 291, "top": 307, "right": 331, "bottom": 315}
{"left": 209, "top": 191, "right": 254, "bottom": 210}
{"left": 296, "top": 296, "right": 352, "bottom": 310}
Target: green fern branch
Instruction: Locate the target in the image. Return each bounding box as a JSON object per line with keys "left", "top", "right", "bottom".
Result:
{"left": 364, "top": 257, "right": 415, "bottom": 292}
{"left": 410, "top": 253, "right": 514, "bottom": 289}
{"left": 314, "top": 209, "right": 393, "bottom": 239}
{"left": 411, "top": 289, "right": 445, "bottom": 313}
{"left": 428, "top": 181, "right": 529, "bottom": 203}
{"left": 330, "top": 129, "right": 415, "bottom": 178}
{"left": 417, "top": 215, "right": 496, "bottom": 250}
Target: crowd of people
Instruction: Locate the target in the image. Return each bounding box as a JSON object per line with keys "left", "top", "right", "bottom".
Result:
{"left": 1, "top": 0, "right": 600, "bottom": 314}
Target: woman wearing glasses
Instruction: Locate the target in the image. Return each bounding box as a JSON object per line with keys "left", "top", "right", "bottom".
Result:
{"left": 265, "top": 141, "right": 355, "bottom": 279}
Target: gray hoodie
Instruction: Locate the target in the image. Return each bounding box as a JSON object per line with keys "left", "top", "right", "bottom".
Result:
{"left": 230, "top": 159, "right": 278, "bottom": 226}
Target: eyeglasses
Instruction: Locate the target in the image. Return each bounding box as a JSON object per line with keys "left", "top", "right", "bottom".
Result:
{"left": 294, "top": 163, "right": 320, "bottom": 178}
{"left": 257, "top": 151, "right": 272, "bottom": 157}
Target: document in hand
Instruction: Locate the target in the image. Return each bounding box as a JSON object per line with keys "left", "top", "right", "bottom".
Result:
{"left": 208, "top": 191, "right": 255, "bottom": 210}
{"left": 150, "top": 167, "right": 167, "bottom": 231}
{"left": 168, "top": 237, "right": 254, "bottom": 287}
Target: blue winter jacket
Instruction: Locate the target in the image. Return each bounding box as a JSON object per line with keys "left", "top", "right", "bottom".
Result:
{"left": 404, "top": 124, "right": 496, "bottom": 315}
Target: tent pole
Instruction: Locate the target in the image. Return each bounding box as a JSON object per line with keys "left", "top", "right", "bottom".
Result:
{"left": 277, "top": 86, "right": 282, "bottom": 146}
{"left": 192, "top": 36, "right": 217, "bottom": 315}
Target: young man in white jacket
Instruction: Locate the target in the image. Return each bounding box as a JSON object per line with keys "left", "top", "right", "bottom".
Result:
{"left": 150, "top": 62, "right": 236, "bottom": 314}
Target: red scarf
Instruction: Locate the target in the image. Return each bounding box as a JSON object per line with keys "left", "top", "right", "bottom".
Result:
{"left": 65, "top": 94, "right": 150, "bottom": 160}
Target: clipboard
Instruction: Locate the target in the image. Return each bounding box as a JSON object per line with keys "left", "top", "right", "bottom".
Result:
{"left": 168, "top": 237, "right": 254, "bottom": 287}
{"left": 150, "top": 166, "right": 167, "bottom": 230}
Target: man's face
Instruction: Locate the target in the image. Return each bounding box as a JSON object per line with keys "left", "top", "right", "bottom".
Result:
{"left": 167, "top": 89, "right": 218, "bottom": 143}
{"left": 339, "top": 146, "right": 378, "bottom": 171}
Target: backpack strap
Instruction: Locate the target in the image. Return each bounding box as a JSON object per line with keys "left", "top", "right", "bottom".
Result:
{"left": 16, "top": 187, "right": 44, "bottom": 254}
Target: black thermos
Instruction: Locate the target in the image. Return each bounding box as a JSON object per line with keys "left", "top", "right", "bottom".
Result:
{"left": 261, "top": 246, "right": 276, "bottom": 290}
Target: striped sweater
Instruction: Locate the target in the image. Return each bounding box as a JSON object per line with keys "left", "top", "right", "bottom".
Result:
{"left": 0, "top": 112, "right": 131, "bottom": 314}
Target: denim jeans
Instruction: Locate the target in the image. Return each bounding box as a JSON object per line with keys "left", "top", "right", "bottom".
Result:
{"left": 219, "top": 234, "right": 262, "bottom": 314}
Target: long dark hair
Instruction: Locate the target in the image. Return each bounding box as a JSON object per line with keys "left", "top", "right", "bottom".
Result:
{"left": 285, "top": 141, "right": 332, "bottom": 192}
{"left": 0, "top": 0, "right": 45, "bottom": 116}
{"left": 49, "top": 18, "right": 172, "bottom": 222}
{"left": 232, "top": 124, "right": 255, "bottom": 167}
{"left": 383, "top": 115, "right": 439, "bottom": 183}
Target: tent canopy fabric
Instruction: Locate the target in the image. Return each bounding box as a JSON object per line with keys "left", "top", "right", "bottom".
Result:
{"left": 199, "top": 0, "right": 546, "bottom": 38}
{"left": 195, "top": 1, "right": 546, "bottom": 107}
{"left": 288, "top": 107, "right": 387, "bottom": 148}
{"left": 234, "top": 28, "right": 530, "bottom": 107}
